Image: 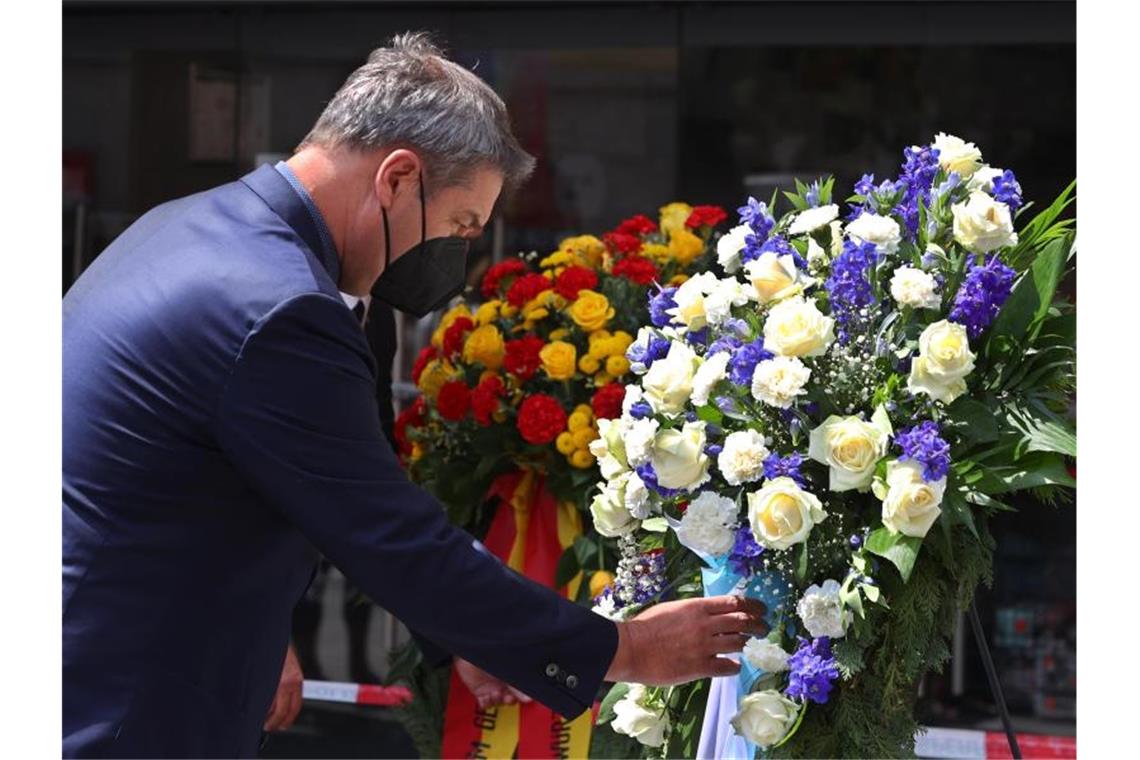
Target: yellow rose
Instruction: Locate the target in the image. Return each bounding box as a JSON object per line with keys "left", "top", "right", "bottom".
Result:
{"left": 559, "top": 234, "right": 607, "bottom": 268}
{"left": 606, "top": 355, "right": 631, "bottom": 377}
{"left": 474, "top": 300, "right": 502, "bottom": 326}
{"left": 540, "top": 340, "right": 577, "bottom": 380}
{"left": 589, "top": 570, "right": 615, "bottom": 598}
{"left": 572, "top": 427, "right": 598, "bottom": 450}
{"left": 569, "top": 290, "right": 614, "bottom": 332}
{"left": 555, "top": 431, "right": 576, "bottom": 455}
{"left": 579, "top": 354, "right": 601, "bottom": 374}
{"left": 416, "top": 358, "right": 455, "bottom": 401}
{"left": 570, "top": 448, "right": 596, "bottom": 469}
{"left": 667, "top": 228, "right": 705, "bottom": 266}
{"left": 567, "top": 410, "right": 591, "bottom": 432}
{"left": 462, "top": 324, "right": 505, "bottom": 370}
{"left": 659, "top": 202, "right": 694, "bottom": 238}
{"left": 549, "top": 328, "right": 571, "bottom": 342}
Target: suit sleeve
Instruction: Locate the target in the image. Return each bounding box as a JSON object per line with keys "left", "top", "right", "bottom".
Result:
{"left": 214, "top": 294, "right": 617, "bottom": 717}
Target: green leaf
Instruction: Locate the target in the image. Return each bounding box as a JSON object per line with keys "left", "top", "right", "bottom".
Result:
{"left": 641, "top": 516, "right": 668, "bottom": 533}
{"left": 985, "top": 451, "right": 1075, "bottom": 493}
{"left": 942, "top": 487, "right": 979, "bottom": 539}
{"left": 795, "top": 540, "right": 810, "bottom": 583}
{"left": 555, "top": 546, "right": 581, "bottom": 586}
{"left": 695, "top": 403, "right": 724, "bottom": 426}
{"left": 987, "top": 233, "right": 1072, "bottom": 348}
{"left": 944, "top": 397, "right": 1000, "bottom": 448}
{"left": 596, "top": 682, "right": 630, "bottom": 725}
{"left": 865, "top": 527, "right": 922, "bottom": 583}
{"left": 573, "top": 535, "right": 600, "bottom": 568}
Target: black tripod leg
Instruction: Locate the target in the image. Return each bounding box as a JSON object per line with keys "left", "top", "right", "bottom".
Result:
{"left": 967, "top": 600, "right": 1022, "bottom": 759}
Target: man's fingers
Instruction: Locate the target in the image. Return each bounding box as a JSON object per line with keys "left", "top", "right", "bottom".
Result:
{"left": 280, "top": 685, "right": 302, "bottom": 730}
{"left": 710, "top": 633, "right": 749, "bottom": 655}
{"left": 709, "top": 611, "right": 768, "bottom": 637}
{"left": 263, "top": 693, "right": 282, "bottom": 731}
{"left": 509, "top": 687, "right": 533, "bottom": 704}
{"left": 707, "top": 656, "right": 742, "bottom": 678}
{"left": 701, "top": 595, "right": 767, "bottom": 619}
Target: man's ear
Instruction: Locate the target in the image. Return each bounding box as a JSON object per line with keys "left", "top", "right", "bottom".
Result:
{"left": 374, "top": 149, "right": 422, "bottom": 210}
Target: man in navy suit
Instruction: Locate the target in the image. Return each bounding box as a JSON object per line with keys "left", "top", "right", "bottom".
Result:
{"left": 62, "top": 33, "right": 765, "bottom": 757}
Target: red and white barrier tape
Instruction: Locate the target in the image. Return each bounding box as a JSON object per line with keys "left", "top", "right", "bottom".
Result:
{"left": 301, "top": 682, "right": 1074, "bottom": 759}
{"left": 302, "top": 679, "right": 412, "bottom": 707}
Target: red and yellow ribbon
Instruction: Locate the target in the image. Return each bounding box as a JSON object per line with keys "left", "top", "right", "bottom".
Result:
{"left": 441, "top": 470, "right": 593, "bottom": 759}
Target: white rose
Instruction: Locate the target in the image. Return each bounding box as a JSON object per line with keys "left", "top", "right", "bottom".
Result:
{"left": 668, "top": 271, "right": 719, "bottom": 331}
{"left": 730, "top": 690, "right": 799, "bottom": 749}
{"left": 717, "top": 429, "right": 771, "bottom": 487}
{"left": 967, "top": 165, "right": 1005, "bottom": 192}
{"left": 625, "top": 471, "right": 651, "bottom": 519}
{"left": 742, "top": 638, "right": 790, "bottom": 673}
{"left": 691, "top": 352, "right": 730, "bottom": 407}
{"left": 704, "top": 277, "right": 754, "bottom": 326}
{"left": 788, "top": 203, "right": 839, "bottom": 236}
{"left": 625, "top": 417, "right": 660, "bottom": 468}
{"left": 889, "top": 266, "right": 941, "bottom": 310}
{"left": 675, "top": 491, "right": 738, "bottom": 556}
{"left": 611, "top": 685, "right": 669, "bottom": 748}
{"left": 933, "top": 132, "right": 983, "bottom": 178}
{"left": 744, "top": 253, "right": 810, "bottom": 305}
{"left": 590, "top": 474, "right": 639, "bottom": 538}
{"left": 763, "top": 296, "right": 835, "bottom": 358}
{"left": 951, "top": 190, "right": 1018, "bottom": 253}
{"left": 796, "top": 579, "right": 852, "bottom": 639}
{"left": 747, "top": 476, "right": 827, "bottom": 551}
{"left": 845, "top": 212, "right": 902, "bottom": 254}
{"left": 651, "top": 421, "right": 711, "bottom": 491}
{"left": 907, "top": 320, "right": 976, "bottom": 404}
{"left": 808, "top": 407, "right": 892, "bottom": 492}
{"left": 591, "top": 417, "right": 630, "bottom": 479}
{"left": 751, "top": 356, "right": 812, "bottom": 409}
{"left": 717, "top": 224, "right": 752, "bottom": 274}
{"left": 642, "top": 340, "right": 699, "bottom": 416}
{"left": 873, "top": 460, "right": 946, "bottom": 538}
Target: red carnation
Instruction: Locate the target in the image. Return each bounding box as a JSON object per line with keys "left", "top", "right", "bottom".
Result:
{"left": 506, "top": 272, "right": 551, "bottom": 308}
{"left": 517, "top": 394, "right": 567, "bottom": 445}
{"left": 685, "top": 205, "right": 728, "bottom": 229}
{"left": 603, "top": 231, "right": 643, "bottom": 256}
{"left": 471, "top": 376, "right": 506, "bottom": 427}
{"left": 554, "top": 266, "right": 599, "bottom": 300}
{"left": 481, "top": 258, "right": 528, "bottom": 299}
{"left": 591, "top": 383, "right": 626, "bottom": 420}
{"left": 411, "top": 345, "right": 438, "bottom": 385}
{"left": 442, "top": 317, "right": 475, "bottom": 357}
{"left": 615, "top": 214, "right": 658, "bottom": 237}
{"left": 394, "top": 397, "right": 427, "bottom": 458}
{"left": 612, "top": 255, "right": 659, "bottom": 286}
{"left": 436, "top": 380, "right": 472, "bottom": 422}
{"left": 503, "top": 335, "right": 545, "bottom": 382}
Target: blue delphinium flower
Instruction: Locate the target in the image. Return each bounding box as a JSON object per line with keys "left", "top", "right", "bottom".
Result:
{"left": 714, "top": 395, "right": 740, "bottom": 416}
{"left": 648, "top": 286, "right": 678, "bottom": 328}
{"left": 805, "top": 180, "right": 822, "bottom": 208}
{"left": 686, "top": 327, "right": 710, "bottom": 348}
{"left": 727, "top": 525, "right": 765, "bottom": 577}
{"left": 636, "top": 462, "right": 682, "bottom": 499}
{"left": 728, "top": 338, "right": 775, "bottom": 388}
{"left": 785, "top": 637, "right": 840, "bottom": 705}
{"left": 626, "top": 334, "right": 671, "bottom": 371}
{"left": 762, "top": 451, "right": 809, "bottom": 488}
{"left": 948, "top": 254, "right": 1016, "bottom": 338}
{"left": 738, "top": 197, "right": 776, "bottom": 238}
{"left": 894, "top": 421, "right": 952, "bottom": 481}
{"left": 854, "top": 173, "right": 877, "bottom": 197}
{"left": 892, "top": 144, "right": 941, "bottom": 240}
{"left": 825, "top": 238, "right": 879, "bottom": 343}
{"left": 932, "top": 171, "right": 962, "bottom": 204}
{"left": 991, "top": 169, "right": 1023, "bottom": 212}
{"left": 708, "top": 333, "right": 743, "bottom": 357}
{"left": 628, "top": 400, "right": 654, "bottom": 420}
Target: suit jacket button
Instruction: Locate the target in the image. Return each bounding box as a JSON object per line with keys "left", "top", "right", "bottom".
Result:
{"left": 545, "top": 663, "right": 559, "bottom": 678}
{"left": 565, "top": 674, "right": 579, "bottom": 689}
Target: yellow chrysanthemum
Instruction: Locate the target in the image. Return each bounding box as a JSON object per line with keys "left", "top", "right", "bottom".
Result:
{"left": 569, "top": 290, "right": 614, "bottom": 332}
{"left": 573, "top": 403, "right": 594, "bottom": 418}
{"left": 667, "top": 227, "right": 705, "bottom": 266}
{"left": 587, "top": 330, "right": 614, "bottom": 360}
{"left": 606, "top": 355, "right": 631, "bottom": 377}
{"left": 594, "top": 372, "right": 614, "bottom": 387}
{"left": 611, "top": 331, "right": 635, "bottom": 355}
{"left": 659, "top": 202, "right": 694, "bottom": 238}
{"left": 641, "top": 242, "right": 671, "bottom": 263}
{"left": 555, "top": 431, "right": 576, "bottom": 456}
{"left": 474, "top": 300, "right": 502, "bottom": 326}
{"left": 571, "top": 426, "right": 598, "bottom": 450}
{"left": 501, "top": 303, "right": 520, "bottom": 320}
{"left": 416, "top": 358, "right": 455, "bottom": 401}
{"left": 669, "top": 273, "right": 690, "bottom": 287}
{"left": 540, "top": 250, "right": 583, "bottom": 270}
{"left": 567, "top": 410, "right": 591, "bottom": 433}
{"left": 539, "top": 340, "right": 577, "bottom": 381}
{"left": 578, "top": 354, "right": 601, "bottom": 375}
{"left": 410, "top": 442, "right": 426, "bottom": 462}
{"left": 431, "top": 303, "right": 473, "bottom": 348}
{"left": 462, "top": 324, "right": 505, "bottom": 370}
{"left": 558, "top": 234, "right": 607, "bottom": 268}
{"left": 569, "top": 449, "right": 595, "bottom": 469}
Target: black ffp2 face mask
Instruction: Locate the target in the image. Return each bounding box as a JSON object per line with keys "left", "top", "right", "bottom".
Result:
{"left": 370, "top": 178, "right": 470, "bottom": 318}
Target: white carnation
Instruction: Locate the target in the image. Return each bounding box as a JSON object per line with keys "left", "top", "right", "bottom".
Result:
{"left": 691, "top": 352, "right": 730, "bottom": 407}
{"left": 890, "top": 266, "right": 940, "bottom": 310}
{"left": 625, "top": 418, "right": 660, "bottom": 468}
{"left": 704, "top": 277, "right": 754, "bottom": 326}
{"left": 846, "top": 212, "right": 902, "bottom": 254}
{"left": 933, "top": 132, "right": 983, "bottom": 178}
{"left": 717, "top": 429, "right": 770, "bottom": 486}
{"left": 796, "top": 579, "right": 852, "bottom": 639}
{"left": 717, "top": 224, "right": 752, "bottom": 274}
{"left": 625, "top": 471, "right": 651, "bottom": 519}
{"left": 788, "top": 203, "right": 839, "bottom": 235}
{"left": 743, "top": 638, "right": 790, "bottom": 673}
{"left": 675, "top": 491, "right": 738, "bottom": 556}
{"left": 751, "top": 356, "right": 811, "bottom": 409}
{"left": 967, "top": 165, "right": 1005, "bottom": 192}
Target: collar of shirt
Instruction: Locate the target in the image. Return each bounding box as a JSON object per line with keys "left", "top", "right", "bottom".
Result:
{"left": 273, "top": 161, "right": 339, "bottom": 269}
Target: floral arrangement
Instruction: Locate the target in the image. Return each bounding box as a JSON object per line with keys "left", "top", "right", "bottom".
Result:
{"left": 588, "top": 135, "right": 1076, "bottom": 759}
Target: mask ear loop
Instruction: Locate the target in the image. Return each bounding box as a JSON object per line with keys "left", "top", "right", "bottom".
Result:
{"left": 419, "top": 172, "right": 427, "bottom": 245}
{"left": 381, "top": 205, "right": 392, "bottom": 271}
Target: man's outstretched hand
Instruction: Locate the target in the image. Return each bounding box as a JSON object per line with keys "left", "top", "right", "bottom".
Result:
{"left": 455, "top": 658, "right": 534, "bottom": 710}
{"left": 264, "top": 643, "right": 304, "bottom": 732}
{"left": 605, "top": 595, "right": 768, "bottom": 685}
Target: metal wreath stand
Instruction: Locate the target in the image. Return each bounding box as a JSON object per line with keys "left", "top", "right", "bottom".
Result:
{"left": 967, "top": 598, "right": 1022, "bottom": 759}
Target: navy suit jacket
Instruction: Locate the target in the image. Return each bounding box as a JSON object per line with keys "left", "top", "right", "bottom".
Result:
{"left": 62, "top": 165, "right": 618, "bottom": 758}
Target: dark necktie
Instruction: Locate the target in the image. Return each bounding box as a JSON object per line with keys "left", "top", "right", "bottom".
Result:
{"left": 352, "top": 300, "right": 366, "bottom": 325}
